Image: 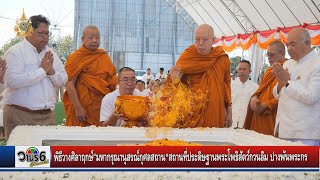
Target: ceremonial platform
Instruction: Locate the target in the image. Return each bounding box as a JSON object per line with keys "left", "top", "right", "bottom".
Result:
{"left": 7, "top": 126, "right": 301, "bottom": 146}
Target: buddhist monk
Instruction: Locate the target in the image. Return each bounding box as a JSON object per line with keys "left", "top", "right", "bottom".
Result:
{"left": 243, "top": 41, "right": 286, "bottom": 135}
{"left": 169, "top": 24, "right": 232, "bottom": 128}
{"left": 64, "top": 25, "right": 117, "bottom": 126}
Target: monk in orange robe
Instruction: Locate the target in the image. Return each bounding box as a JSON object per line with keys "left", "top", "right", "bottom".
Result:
{"left": 64, "top": 25, "right": 117, "bottom": 126}
{"left": 243, "top": 41, "right": 286, "bottom": 135}
{"left": 170, "top": 24, "right": 232, "bottom": 128}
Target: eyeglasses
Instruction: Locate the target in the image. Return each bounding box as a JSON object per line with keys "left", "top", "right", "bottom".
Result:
{"left": 265, "top": 52, "right": 280, "bottom": 58}
{"left": 36, "top": 31, "right": 52, "bottom": 37}
{"left": 119, "top": 78, "right": 137, "bottom": 84}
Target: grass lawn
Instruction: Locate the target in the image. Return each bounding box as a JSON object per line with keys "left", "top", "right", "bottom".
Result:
{"left": 0, "top": 102, "right": 66, "bottom": 145}
{"left": 54, "top": 101, "right": 66, "bottom": 125}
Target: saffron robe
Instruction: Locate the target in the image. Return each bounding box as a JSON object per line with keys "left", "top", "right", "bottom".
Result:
{"left": 243, "top": 66, "right": 281, "bottom": 135}
{"left": 64, "top": 46, "right": 117, "bottom": 126}
{"left": 176, "top": 45, "right": 231, "bottom": 128}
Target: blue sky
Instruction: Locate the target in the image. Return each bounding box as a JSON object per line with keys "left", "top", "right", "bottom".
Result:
{"left": 0, "top": 0, "right": 74, "bottom": 46}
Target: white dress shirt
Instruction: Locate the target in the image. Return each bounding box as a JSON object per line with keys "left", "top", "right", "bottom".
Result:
{"left": 231, "top": 78, "right": 258, "bottom": 128}
{"left": 3, "top": 38, "right": 67, "bottom": 110}
{"left": 142, "top": 74, "right": 155, "bottom": 84}
{"left": 100, "top": 89, "right": 143, "bottom": 126}
{"left": 273, "top": 49, "right": 320, "bottom": 140}
{"left": 155, "top": 72, "right": 167, "bottom": 80}
{"left": 141, "top": 88, "right": 150, "bottom": 96}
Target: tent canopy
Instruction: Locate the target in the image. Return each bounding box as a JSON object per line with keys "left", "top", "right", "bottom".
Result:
{"left": 165, "top": 0, "right": 320, "bottom": 82}
{"left": 169, "top": 0, "right": 320, "bottom": 51}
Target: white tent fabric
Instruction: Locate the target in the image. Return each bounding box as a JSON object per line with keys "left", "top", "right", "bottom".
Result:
{"left": 175, "top": 0, "right": 320, "bottom": 38}
{"left": 170, "top": 0, "right": 320, "bottom": 82}
{"left": 248, "top": 44, "right": 264, "bottom": 83}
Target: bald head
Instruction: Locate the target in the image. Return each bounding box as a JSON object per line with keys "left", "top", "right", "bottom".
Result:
{"left": 81, "top": 25, "right": 100, "bottom": 51}
{"left": 194, "top": 24, "right": 215, "bottom": 55}
{"left": 269, "top": 41, "right": 285, "bottom": 54}
{"left": 82, "top": 25, "right": 100, "bottom": 37}
{"left": 196, "top": 24, "right": 214, "bottom": 38}
{"left": 267, "top": 41, "right": 286, "bottom": 65}
{"left": 288, "top": 28, "right": 311, "bottom": 44}
{"left": 287, "top": 28, "right": 313, "bottom": 61}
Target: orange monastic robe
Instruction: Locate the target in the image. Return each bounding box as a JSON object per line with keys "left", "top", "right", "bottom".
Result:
{"left": 243, "top": 67, "right": 279, "bottom": 135}
{"left": 176, "top": 45, "right": 231, "bottom": 128}
{"left": 64, "top": 46, "right": 117, "bottom": 126}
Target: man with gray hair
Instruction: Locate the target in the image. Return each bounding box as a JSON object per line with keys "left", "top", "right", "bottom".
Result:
{"left": 273, "top": 28, "right": 320, "bottom": 145}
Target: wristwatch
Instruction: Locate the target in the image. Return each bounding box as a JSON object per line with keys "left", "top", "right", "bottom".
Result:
{"left": 286, "top": 80, "right": 291, "bottom": 87}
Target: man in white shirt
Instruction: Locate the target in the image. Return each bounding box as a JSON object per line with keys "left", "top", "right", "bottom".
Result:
{"left": 136, "top": 80, "right": 149, "bottom": 96}
{"left": 155, "top": 67, "right": 167, "bottom": 80}
{"left": 100, "top": 67, "right": 143, "bottom": 126}
{"left": 3, "top": 15, "right": 67, "bottom": 139}
{"left": 272, "top": 28, "right": 320, "bottom": 146}
{"left": 142, "top": 68, "right": 154, "bottom": 85}
{"left": 231, "top": 60, "right": 258, "bottom": 128}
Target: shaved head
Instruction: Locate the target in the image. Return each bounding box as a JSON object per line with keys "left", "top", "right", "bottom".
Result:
{"left": 194, "top": 24, "right": 215, "bottom": 55}
{"left": 287, "top": 28, "right": 313, "bottom": 61}
{"left": 196, "top": 24, "right": 214, "bottom": 38}
{"left": 267, "top": 41, "right": 286, "bottom": 65}
{"left": 82, "top": 25, "right": 100, "bottom": 38}
{"left": 81, "top": 25, "right": 100, "bottom": 51}
{"left": 269, "top": 41, "right": 285, "bottom": 54}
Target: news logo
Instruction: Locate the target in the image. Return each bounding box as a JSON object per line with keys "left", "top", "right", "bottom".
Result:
{"left": 15, "top": 146, "right": 50, "bottom": 168}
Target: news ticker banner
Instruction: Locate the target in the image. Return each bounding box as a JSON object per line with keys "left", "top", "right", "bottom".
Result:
{"left": 0, "top": 146, "right": 319, "bottom": 170}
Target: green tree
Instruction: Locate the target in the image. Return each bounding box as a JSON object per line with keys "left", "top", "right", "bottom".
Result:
{"left": 49, "top": 35, "right": 73, "bottom": 63}
{"left": 229, "top": 56, "right": 242, "bottom": 74}
{"left": 0, "top": 36, "right": 23, "bottom": 55}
